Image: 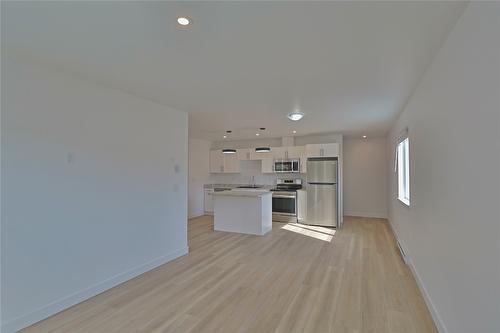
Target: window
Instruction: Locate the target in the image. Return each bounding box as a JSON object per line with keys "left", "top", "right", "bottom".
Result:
{"left": 397, "top": 137, "right": 410, "bottom": 206}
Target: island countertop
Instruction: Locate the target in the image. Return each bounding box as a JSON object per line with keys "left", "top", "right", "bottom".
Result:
{"left": 212, "top": 190, "right": 271, "bottom": 198}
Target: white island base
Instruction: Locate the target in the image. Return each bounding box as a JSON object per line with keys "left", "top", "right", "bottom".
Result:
{"left": 213, "top": 191, "right": 272, "bottom": 236}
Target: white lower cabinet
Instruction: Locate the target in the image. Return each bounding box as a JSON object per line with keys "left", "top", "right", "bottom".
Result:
{"left": 204, "top": 189, "right": 214, "bottom": 214}
{"left": 297, "top": 189, "right": 307, "bottom": 222}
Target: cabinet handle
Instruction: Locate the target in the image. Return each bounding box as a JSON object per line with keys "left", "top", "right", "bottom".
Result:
{"left": 285, "top": 151, "right": 288, "bottom": 159}
{"left": 320, "top": 148, "right": 324, "bottom": 156}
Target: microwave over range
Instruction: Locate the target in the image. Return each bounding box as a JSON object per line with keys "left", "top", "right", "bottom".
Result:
{"left": 274, "top": 159, "right": 300, "bottom": 173}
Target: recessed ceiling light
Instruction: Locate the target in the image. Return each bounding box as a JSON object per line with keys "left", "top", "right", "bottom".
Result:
{"left": 222, "top": 149, "right": 236, "bottom": 154}
{"left": 223, "top": 135, "right": 227, "bottom": 139}
{"left": 255, "top": 133, "right": 260, "bottom": 136}
{"left": 287, "top": 111, "right": 304, "bottom": 121}
{"left": 363, "top": 135, "right": 367, "bottom": 138}
{"left": 177, "top": 17, "right": 191, "bottom": 26}
{"left": 293, "top": 130, "right": 297, "bottom": 134}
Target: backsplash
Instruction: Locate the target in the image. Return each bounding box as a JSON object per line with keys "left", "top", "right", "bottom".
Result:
{"left": 209, "top": 160, "right": 304, "bottom": 186}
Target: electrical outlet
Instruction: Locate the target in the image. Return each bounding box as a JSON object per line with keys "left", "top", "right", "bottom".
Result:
{"left": 67, "top": 152, "right": 74, "bottom": 164}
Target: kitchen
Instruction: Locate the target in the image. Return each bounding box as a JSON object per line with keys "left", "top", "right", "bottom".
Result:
{"left": 202, "top": 135, "right": 343, "bottom": 234}
{"left": 3, "top": 1, "right": 497, "bottom": 333}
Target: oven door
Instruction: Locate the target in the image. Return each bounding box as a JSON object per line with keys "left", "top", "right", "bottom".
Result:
{"left": 272, "top": 193, "right": 297, "bottom": 216}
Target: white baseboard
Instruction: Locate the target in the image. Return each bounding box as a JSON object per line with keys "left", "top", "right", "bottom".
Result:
{"left": 188, "top": 213, "right": 204, "bottom": 219}
{"left": 2, "top": 247, "right": 189, "bottom": 333}
{"left": 406, "top": 257, "right": 448, "bottom": 333}
{"left": 386, "top": 219, "right": 447, "bottom": 333}
{"left": 344, "top": 211, "right": 388, "bottom": 219}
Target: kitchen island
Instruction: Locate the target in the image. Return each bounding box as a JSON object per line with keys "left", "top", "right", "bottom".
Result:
{"left": 213, "top": 190, "right": 272, "bottom": 235}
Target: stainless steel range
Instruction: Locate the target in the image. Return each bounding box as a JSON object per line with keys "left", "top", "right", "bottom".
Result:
{"left": 271, "top": 178, "right": 302, "bottom": 223}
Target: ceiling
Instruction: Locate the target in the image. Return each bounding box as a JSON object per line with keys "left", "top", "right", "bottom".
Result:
{"left": 2, "top": 1, "right": 467, "bottom": 141}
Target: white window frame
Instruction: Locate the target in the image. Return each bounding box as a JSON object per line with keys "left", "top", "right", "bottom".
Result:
{"left": 396, "top": 136, "right": 410, "bottom": 206}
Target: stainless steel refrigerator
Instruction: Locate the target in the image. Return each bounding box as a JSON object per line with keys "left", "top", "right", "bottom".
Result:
{"left": 305, "top": 157, "right": 338, "bottom": 227}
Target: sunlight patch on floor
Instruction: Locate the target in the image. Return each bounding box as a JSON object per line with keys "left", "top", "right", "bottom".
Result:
{"left": 281, "top": 223, "right": 336, "bottom": 242}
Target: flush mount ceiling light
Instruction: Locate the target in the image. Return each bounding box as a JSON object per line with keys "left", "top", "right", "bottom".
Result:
{"left": 255, "top": 133, "right": 260, "bottom": 136}
{"left": 177, "top": 17, "right": 191, "bottom": 26}
{"left": 223, "top": 135, "right": 227, "bottom": 139}
{"left": 255, "top": 147, "right": 271, "bottom": 153}
{"left": 287, "top": 111, "right": 305, "bottom": 121}
{"left": 222, "top": 149, "right": 236, "bottom": 154}
{"left": 363, "top": 135, "right": 367, "bottom": 139}
{"left": 293, "top": 130, "right": 297, "bottom": 134}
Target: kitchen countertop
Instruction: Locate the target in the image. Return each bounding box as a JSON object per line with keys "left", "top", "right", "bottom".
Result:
{"left": 204, "top": 184, "right": 274, "bottom": 190}
{"left": 212, "top": 190, "right": 272, "bottom": 198}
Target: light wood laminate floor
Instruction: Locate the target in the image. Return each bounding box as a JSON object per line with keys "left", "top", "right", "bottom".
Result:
{"left": 21, "top": 216, "right": 436, "bottom": 333}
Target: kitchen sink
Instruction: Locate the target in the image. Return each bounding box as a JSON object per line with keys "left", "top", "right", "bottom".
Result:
{"left": 214, "top": 188, "right": 231, "bottom": 192}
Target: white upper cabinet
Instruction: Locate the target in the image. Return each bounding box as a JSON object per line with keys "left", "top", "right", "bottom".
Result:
{"left": 237, "top": 148, "right": 273, "bottom": 160}
{"left": 223, "top": 153, "right": 240, "bottom": 173}
{"left": 210, "top": 150, "right": 240, "bottom": 173}
{"left": 305, "top": 143, "right": 339, "bottom": 158}
{"left": 261, "top": 157, "right": 274, "bottom": 173}
{"left": 211, "top": 143, "right": 339, "bottom": 173}
{"left": 269, "top": 146, "right": 304, "bottom": 160}
{"left": 210, "top": 150, "right": 224, "bottom": 173}
{"left": 271, "top": 147, "right": 287, "bottom": 160}
{"left": 237, "top": 148, "right": 252, "bottom": 161}
{"left": 250, "top": 149, "right": 271, "bottom": 160}
{"left": 286, "top": 146, "right": 305, "bottom": 159}
{"left": 322, "top": 143, "right": 340, "bottom": 157}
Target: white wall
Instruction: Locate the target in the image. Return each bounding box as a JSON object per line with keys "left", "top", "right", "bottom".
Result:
{"left": 212, "top": 137, "right": 283, "bottom": 150}
{"left": 1, "top": 56, "right": 189, "bottom": 333}
{"left": 188, "top": 138, "right": 210, "bottom": 218}
{"left": 343, "top": 137, "right": 387, "bottom": 218}
{"left": 386, "top": 3, "right": 500, "bottom": 333}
